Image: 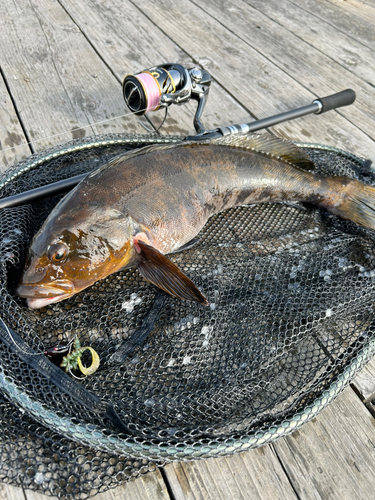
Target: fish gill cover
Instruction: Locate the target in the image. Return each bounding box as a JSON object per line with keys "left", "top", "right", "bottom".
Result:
{"left": 0, "top": 133, "right": 374, "bottom": 498}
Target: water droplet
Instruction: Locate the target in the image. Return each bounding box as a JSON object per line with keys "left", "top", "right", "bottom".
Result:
{"left": 144, "top": 399, "right": 155, "bottom": 408}
{"left": 34, "top": 473, "right": 45, "bottom": 485}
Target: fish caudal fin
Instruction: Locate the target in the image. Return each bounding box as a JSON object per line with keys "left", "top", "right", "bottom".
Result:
{"left": 327, "top": 179, "right": 375, "bottom": 230}
{"left": 135, "top": 240, "right": 208, "bottom": 305}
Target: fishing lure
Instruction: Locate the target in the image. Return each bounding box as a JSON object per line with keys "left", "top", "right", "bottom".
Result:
{"left": 45, "top": 337, "right": 100, "bottom": 377}
{"left": 44, "top": 337, "right": 76, "bottom": 358}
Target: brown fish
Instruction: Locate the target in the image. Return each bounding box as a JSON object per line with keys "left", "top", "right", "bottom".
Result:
{"left": 16, "top": 133, "right": 375, "bottom": 309}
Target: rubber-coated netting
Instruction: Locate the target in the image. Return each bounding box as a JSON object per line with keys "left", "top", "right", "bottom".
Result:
{"left": 0, "top": 133, "right": 374, "bottom": 499}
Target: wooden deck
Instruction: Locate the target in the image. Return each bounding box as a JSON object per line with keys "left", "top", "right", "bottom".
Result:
{"left": 1, "top": 0, "right": 375, "bottom": 498}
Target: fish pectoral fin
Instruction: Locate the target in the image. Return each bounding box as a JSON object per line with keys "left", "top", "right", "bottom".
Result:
{"left": 135, "top": 240, "right": 208, "bottom": 305}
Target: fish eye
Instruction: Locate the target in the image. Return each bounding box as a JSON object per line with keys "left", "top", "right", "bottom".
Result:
{"left": 47, "top": 243, "right": 68, "bottom": 263}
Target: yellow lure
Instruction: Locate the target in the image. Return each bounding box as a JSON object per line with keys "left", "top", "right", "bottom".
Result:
{"left": 77, "top": 346, "right": 100, "bottom": 376}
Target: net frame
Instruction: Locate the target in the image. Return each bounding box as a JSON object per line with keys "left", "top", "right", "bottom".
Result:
{"left": 0, "top": 133, "right": 374, "bottom": 497}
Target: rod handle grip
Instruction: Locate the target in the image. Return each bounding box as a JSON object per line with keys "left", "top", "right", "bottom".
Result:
{"left": 314, "top": 89, "right": 356, "bottom": 114}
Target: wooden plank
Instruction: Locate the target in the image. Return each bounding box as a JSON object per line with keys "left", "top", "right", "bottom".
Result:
{"left": 0, "top": 483, "right": 27, "bottom": 500}
{"left": 0, "top": 74, "right": 31, "bottom": 171}
{"left": 326, "top": 0, "right": 375, "bottom": 25}
{"left": 194, "top": 0, "right": 375, "bottom": 145}
{"left": 5, "top": 386, "right": 375, "bottom": 500}
{"left": 282, "top": 0, "right": 375, "bottom": 50}
{"left": 345, "top": 0, "right": 375, "bottom": 11}
{"left": 273, "top": 387, "right": 375, "bottom": 499}
{"left": 0, "top": 31, "right": 35, "bottom": 500}
{"left": 164, "top": 449, "right": 297, "bottom": 500}
{"left": 1, "top": 2, "right": 375, "bottom": 500}
{"left": 135, "top": 0, "right": 375, "bottom": 158}
{"left": 351, "top": 356, "right": 375, "bottom": 402}
{"left": 0, "top": 0, "right": 145, "bottom": 153}
{"left": 0, "top": 3, "right": 171, "bottom": 499}
{"left": 164, "top": 387, "right": 375, "bottom": 500}
{"left": 163, "top": 387, "right": 375, "bottom": 500}
{"left": 241, "top": 0, "right": 375, "bottom": 86}
{"left": 58, "top": 0, "right": 252, "bottom": 136}
{"left": 23, "top": 469, "right": 169, "bottom": 500}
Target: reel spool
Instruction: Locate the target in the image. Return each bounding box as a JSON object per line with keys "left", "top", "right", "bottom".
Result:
{"left": 123, "top": 63, "right": 212, "bottom": 133}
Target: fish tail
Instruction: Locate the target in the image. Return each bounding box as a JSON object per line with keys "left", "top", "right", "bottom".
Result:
{"left": 324, "top": 178, "right": 375, "bottom": 230}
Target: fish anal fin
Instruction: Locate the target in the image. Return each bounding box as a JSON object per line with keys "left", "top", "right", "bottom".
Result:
{"left": 135, "top": 240, "right": 208, "bottom": 305}
{"left": 212, "top": 133, "right": 315, "bottom": 171}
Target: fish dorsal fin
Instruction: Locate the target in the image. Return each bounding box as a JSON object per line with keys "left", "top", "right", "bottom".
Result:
{"left": 109, "top": 143, "right": 176, "bottom": 164}
{"left": 211, "top": 133, "right": 315, "bottom": 171}
{"left": 88, "top": 142, "right": 183, "bottom": 177}
{"left": 89, "top": 133, "right": 314, "bottom": 176}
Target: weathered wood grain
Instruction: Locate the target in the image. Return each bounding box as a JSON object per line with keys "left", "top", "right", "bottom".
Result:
{"left": 343, "top": 0, "right": 375, "bottom": 12}
{"left": 135, "top": 0, "right": 375, "bottom": 158}
{"left": 0, "top": 33, "right": 37, "bottom": 500}
{"left": 242, "top": 0, "right": 375, "bottom": 86}
{"left": 0, "top": 75, "right": 30, "bottom": 170}
{"left": 285, "top": 0, "right": 375, "bottom": 51}
{"left": 0, "top": 482, "right": 27, "bottom": 500}
{"left": 1, "top": 1, "right": 375, "bottom": 500}
{"left": 164, "top": 449, "right": 297, "bottom": 500}
{"left": 351, "top": 356, "right": 375, "bottom": 402}
{"left": 326, "top": 0, "right": 375, "bottom": 25}
{"left": 274, "top": 387, "right": 375, "bottom": 499}
{"left": 0, "top": 0, "right": 145, "bottom": 153}
{"left": 58, "top": 0, "right": 252, "bottom": 136}
{"left": 194, "top": 0, "right": 375, "bottom": 144}
{"left": 163, "top": 387, "right": 375, "bottom": 500}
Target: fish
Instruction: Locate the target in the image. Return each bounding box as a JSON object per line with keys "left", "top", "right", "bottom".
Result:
{"left": 16, "top": 133, "right": 375, "bottom": 309}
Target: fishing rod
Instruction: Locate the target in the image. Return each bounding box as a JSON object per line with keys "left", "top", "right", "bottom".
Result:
{"left": 0, "top": 62, "right": 356, "bottom": 209}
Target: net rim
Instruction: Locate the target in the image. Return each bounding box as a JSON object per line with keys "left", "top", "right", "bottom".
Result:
{"left": 0, "top": 133, "right": 372, "bottom": 461}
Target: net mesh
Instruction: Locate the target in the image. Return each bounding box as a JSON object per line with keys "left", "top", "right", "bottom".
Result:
{"left": 0, "top": 134, "right": 374, "bottom": 498}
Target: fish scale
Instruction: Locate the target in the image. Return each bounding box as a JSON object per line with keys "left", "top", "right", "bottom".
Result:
{"left": 16, "top": 133, "right": 375, "bottom": 309}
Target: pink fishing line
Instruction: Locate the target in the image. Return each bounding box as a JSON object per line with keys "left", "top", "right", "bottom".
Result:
{"left": 136, "top": 72, "right": 161, "bottom": 112}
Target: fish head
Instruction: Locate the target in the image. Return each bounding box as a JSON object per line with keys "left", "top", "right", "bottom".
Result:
{"left": 17, "top": 206, "right": 135, "bottom": 309}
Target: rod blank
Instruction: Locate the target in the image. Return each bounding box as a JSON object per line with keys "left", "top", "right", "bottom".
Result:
{"left": 0, "top": 89, "right": 356, "bottom": 209}
{"left": 220, "top": 89, "right": 356, "bottom": 136}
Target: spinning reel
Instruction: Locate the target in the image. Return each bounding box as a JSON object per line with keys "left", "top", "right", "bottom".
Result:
{"left": 0, "top": 63, "right": 355, "bottom": 208}
{"left": 123, "top": 63, "right": 212, "bottom": 134}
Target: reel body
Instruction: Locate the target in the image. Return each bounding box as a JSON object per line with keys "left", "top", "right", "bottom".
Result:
{"left": 123, "top": 63, "right": 211, "bottom": 133}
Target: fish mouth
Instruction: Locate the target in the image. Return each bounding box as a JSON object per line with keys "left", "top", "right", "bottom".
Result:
{"left": 16, "top": 280, "right": 74, "bottom": 309}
